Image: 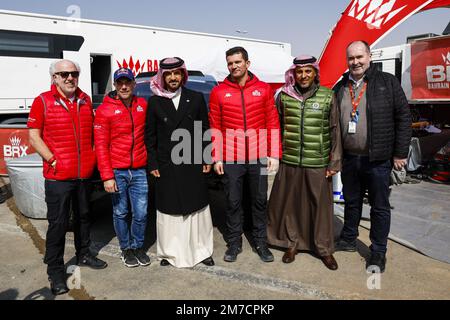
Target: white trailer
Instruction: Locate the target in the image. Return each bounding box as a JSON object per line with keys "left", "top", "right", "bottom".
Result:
{"left": 0, "top": 10, "right": 293, "bottom": 124}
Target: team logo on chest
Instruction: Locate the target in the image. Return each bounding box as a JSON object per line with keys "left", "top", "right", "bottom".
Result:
{"left": 252, "top": 90, "right": 261, "bottom": 97}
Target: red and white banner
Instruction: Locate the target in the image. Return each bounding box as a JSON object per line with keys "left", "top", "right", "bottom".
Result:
{"left": 411, "top": 36, "right": 450, "bottom": 100}
{"left": 319, "top": 0, "right": 450, "bottom": 88}
{"left": 422, "top": 0, "right": 450, "bottom": 10}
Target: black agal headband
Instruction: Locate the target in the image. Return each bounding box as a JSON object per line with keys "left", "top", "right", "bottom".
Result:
{"left": 160, "top": 57, "right": 185, "bottom": 70}
{"left": 293, "top": 56, "right": 317, "bottom": 65}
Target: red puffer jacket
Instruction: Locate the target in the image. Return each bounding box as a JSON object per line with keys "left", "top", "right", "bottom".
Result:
{"left": 209, "top": 73, "right": 281, "bottom": 162}
{"left": 39, "top": 86, "right": 96, "bottom": 180}
{"left": 94, "top": 93, "right": 148, "bottom": 181}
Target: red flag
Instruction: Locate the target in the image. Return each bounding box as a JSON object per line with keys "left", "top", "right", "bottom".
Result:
{"left": 319, "top": 0, "right": 437, "bottom": 88}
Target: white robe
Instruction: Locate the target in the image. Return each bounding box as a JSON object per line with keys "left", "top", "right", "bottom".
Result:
{"left": 156, "top": 205, "right": 214, "bottom": 268}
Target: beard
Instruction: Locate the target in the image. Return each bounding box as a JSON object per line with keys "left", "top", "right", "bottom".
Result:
{"left": 166, "top": 81, "right": 181, "bottom": 92}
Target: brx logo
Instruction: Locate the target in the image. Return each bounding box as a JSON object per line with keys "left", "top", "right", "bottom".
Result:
{"left": 426, "top": 51, "right": 450, "bottom": 88}
{"left": 3, "top": 136, "right": 29, "bottom": 158}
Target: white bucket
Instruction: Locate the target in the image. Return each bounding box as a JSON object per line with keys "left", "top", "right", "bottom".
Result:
{"left": 333, "top": 172, "right": 345, "bottom": 203}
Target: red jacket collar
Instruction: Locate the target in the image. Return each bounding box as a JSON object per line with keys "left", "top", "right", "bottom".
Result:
{"left": 223, "top": 71, "right": 258, "bottom": 89}
{"left": 102, "top": 91, "right": 139, "bottom": 108}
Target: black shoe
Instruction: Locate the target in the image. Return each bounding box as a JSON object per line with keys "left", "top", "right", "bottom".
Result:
{"left": 48, "top": 277, "right": 69, "bottom": 296}
{"left": 121, "top": 249, "right": 139, "bottom": 268}
{"left": 201, "top": 256, "right": 215, "bottom": 266}
{"left": 160, "top": 259, "right": 170, "bottom": 266}
{"left": 253, "top": 245, "right": 274, "bottom": 262}
{"left": 77, "top": 253, "right": 108, "bottom": 269}
{"left": 224, "top": 246, "right": 242, "bottom": 262}
{"left": 366, "top": 252, "right": 386, "bottom": 273}
{"left": 335, "top": 239, "right": 357, "bottom": 252}
{"left": 134, "top": 248, "right": 151, "bottom": 266}
{"left": 0, "top": 188, "right": 7, "bottom": 204}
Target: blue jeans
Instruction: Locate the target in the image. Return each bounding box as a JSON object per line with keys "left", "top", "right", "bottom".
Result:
{"left": 111, "top": 169, "right": 148, "bottom": 250}
{"left": 340, "top": 155, "right": 392, "bottom": 254}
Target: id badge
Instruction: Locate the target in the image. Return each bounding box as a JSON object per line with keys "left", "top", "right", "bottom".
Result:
{"left": 348, "top": 121, "right": 356, "bottom": 134}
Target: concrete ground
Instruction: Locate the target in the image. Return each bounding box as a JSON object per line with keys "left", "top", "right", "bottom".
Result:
{"left": 0, "top": 176, "right": 449, "bottom": 301}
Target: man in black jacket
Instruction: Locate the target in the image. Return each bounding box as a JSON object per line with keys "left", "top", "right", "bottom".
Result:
{"left": 145, "top": 57, "right": 214, "bottom": 268}
{"left": 334, "top": 40, "right": 411, "bottom": 273}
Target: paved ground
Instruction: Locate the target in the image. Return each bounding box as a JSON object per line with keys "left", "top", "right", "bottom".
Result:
{"left": 0, "top": 176, "right": 449, "bottom": 301}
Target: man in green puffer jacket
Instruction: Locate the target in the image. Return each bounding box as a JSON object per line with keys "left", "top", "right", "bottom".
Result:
{"left": 267, "top": 55, "right": 342, "bottom": 270}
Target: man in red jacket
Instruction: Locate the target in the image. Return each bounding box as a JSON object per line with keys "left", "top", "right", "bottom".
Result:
{"left": 28, "top": 59, "right": 107, "bottom": 296}
{"left": 94, "top": 68, "right": 150, "bottom": 268}
{"left": 209, "top": 47, "right": 281, "bottom": 262}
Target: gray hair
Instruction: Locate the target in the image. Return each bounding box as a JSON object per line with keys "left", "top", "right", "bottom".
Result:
{"left": 49, "top": 59, "right": 81, "bottom": 77}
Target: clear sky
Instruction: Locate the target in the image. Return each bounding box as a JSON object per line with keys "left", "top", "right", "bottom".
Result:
{"left": 1, "top": 0, "right": 449, "bottom": 57}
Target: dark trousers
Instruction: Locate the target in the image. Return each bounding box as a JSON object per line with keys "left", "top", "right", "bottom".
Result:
{"left": 44, "top": 180, "right": 91, "bottom": 279}
{"left": 222, "top": 163, "right": 268, "bottom": 247}
{"left": 340, "top": 155, "right": 392, "bottom": 254}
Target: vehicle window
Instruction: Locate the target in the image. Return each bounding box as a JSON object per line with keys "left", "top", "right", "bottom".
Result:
{"left": 134, "top": 82, "right": 152, "bottom": 100}
{"left": 185, "top": 80, "right": 217, "bottom": 105}
{"left": 0, "top": 30, "right": 84, "bottom": 58}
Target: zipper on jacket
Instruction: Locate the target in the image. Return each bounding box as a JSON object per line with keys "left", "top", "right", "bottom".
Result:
{"left": 58, "top": 98, "right": 81, "bottom": 178}
{"left": 240, "top": 88, "right": 248, "bottom": 161}
{"left": 76, "top": 101, "right": 81, "bottom": 178}
{"left": 124, "top": 102, "right": 135, "bottom": 168}
{"left": 366, "top": 81, "right": 372, "bottom": 160}
{"left": 300, "top": 101, "right": 305, "bottom": 166}
{"left": 301, "top": 86, "right": 320, "bottom": 166}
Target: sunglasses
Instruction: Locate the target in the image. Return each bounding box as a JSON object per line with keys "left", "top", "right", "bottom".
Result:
{"left": 54, "top": 71, "right": 80, "bottom": 79}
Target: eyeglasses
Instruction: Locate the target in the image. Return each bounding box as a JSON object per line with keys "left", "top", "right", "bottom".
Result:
{"left": 54, "top": 71, "right": 80, "bottom": 79}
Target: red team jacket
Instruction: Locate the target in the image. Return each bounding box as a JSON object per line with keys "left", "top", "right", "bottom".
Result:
{"left": 209, "top": 74, "right": 281, "bottom": 162}
{"left": 27, "top": 85, "right": 96, "bottom": 180}
{"left": 94, "top": 93, "right": 148, "bottom": 181}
